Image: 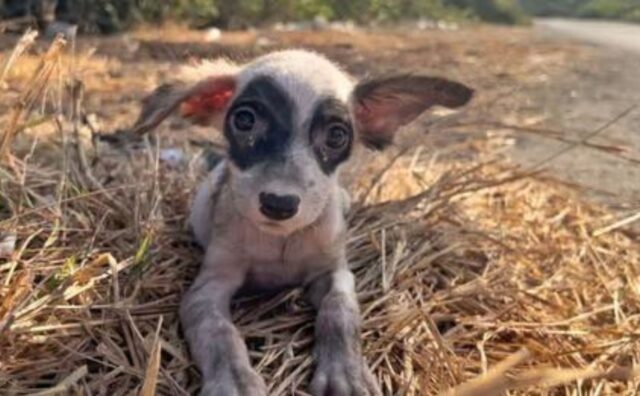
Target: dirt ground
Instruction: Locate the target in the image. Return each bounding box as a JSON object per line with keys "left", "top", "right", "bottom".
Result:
{"left": 521, "top": 20, "right": 640, "bottom": 211}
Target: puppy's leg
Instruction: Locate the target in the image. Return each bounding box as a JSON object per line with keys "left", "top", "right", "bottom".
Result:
{"left": 180, "top": 259, "right": 266, "bottom": 396}
{"left": 188, "top": 162, "right": 228, "bottom": 248}
{"left": 307, "top": 268, "right": 381, "bottom": 396}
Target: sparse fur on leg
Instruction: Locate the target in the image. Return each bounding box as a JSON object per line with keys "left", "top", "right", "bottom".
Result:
{"left": 188, "top": 161, "right": 229, "bottom": 248}
{"left": 180, "top": 252, "right": 266, "bottom": 396}
{"left": 307, "top": 268, "right": 381, "bottom": 396}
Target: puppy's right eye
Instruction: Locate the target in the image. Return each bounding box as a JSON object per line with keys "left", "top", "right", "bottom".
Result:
{"left": 232, "top": 106, "right": 257, "bottom": 132}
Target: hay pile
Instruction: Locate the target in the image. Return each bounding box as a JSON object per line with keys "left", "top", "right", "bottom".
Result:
{"left": 1, "top": 33, "right": 640, "bottom": 396}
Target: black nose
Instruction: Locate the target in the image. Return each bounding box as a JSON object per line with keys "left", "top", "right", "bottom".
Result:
{"left": 259, "top": 192, "right": 300, "bottom": 221}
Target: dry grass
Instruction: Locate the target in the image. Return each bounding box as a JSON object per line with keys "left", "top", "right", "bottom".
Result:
{"left": 1, "top": 29, "right": 639, "bottom": 396}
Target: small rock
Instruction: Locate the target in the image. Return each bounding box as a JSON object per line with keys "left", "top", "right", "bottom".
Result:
{"left": 437, "top": 21, "right": 459, "bottom": 31}
{"left": 45, "top": 22, "right": 78, "bottom": 40}
{"left": 205, "top": 27, "right": 222, "bottom": 42}
{"left": 417, "top": 18, "right": 437, "bottom": 30}
{"left": 286, "top": 22, "right": 307, "bottom": 31}
{"left": 311, "top": 15, "right": 329, "bottom": 30}
{"left": 0, "top": 232, "right": 17, "bottom": 258}
{"left": 329, "top": 20, "right": 357, "bottom": 32}
{"left": 274, "top": 21, "right": 310, "bottom": 32}
{"left": 160, "top": 148, "right": 186, "bottom": 167}
{"left": 256, "top": 37, "right": 274, "bottom": 48}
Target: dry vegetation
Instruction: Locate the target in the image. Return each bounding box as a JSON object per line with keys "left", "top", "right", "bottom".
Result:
{"left": 1, "top": 25, "right": 639, "bottom": 395}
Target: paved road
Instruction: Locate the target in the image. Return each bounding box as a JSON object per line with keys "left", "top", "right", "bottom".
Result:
{"left": 535, "top": 18, "right": 640, "bottom": 53}
{"left": 513, "top": 19, "right": 640, "bottom": 210}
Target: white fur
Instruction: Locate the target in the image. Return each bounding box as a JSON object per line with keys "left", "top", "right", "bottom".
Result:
{"left": 236, "top": 50, "right": 355, "bottom": 124}
{"left": 188, "top": 160, "right": 228, "bottom": 247}
{"left": 179, "top": 58, "right": 241, "bottom": 83}
{"left": 332, "top": 269, "right": 356, "bottom": 295}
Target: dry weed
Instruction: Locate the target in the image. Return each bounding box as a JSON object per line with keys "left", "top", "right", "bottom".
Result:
{"left": 0, "top": 29, "right": 638, "bottom": 396}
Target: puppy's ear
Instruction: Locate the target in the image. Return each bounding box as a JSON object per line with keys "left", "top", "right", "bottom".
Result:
{"left": 132, "top": 61, "right": 239, "bottom": 135}
{"left": 350, "top": 74, "right": 473, "bottom": 149}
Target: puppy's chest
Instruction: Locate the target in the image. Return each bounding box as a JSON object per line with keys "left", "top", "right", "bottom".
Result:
{"left": 231, "top": 222, "right": 344, "bottom": 291}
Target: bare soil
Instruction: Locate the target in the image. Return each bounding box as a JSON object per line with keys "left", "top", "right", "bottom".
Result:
{"left": 517, "top": 20, "right": 640, "bottom": 210}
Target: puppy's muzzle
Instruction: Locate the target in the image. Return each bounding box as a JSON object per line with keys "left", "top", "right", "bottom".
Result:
{"left": 259, "top": 192, "right": 300, "bottom": 221}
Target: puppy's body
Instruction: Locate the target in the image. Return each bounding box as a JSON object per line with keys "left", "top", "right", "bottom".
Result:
{"left": 135, "top": 49, "right": 473, "bottom": 396}
{"left": 189, "top": 159, "right": 347, "bottom": 293}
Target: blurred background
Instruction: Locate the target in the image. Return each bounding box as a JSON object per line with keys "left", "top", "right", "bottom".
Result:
{"left": 1, "top": 0, "right": 639, "bottom": 33}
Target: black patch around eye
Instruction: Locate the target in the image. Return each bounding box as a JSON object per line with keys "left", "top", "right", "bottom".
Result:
{"left": 224, "top": 76, "right": 294, "bottom": 169}
{"left": 309, "top": 97, "right": 353, "bottom": 175}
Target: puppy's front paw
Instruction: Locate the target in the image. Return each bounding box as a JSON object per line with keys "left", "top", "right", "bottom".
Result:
{"left": 311, "top": 356, "right": 381, "bottom": 396}
{"left": 199, "top": 364, "right": 267, "bottom": 396}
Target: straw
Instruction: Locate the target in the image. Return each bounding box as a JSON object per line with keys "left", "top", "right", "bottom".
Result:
{"left": 1, "top": 31, "right": 639, "bottom": 396}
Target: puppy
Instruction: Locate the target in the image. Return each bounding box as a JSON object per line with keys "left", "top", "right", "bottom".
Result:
{"left": 134, "top": 49, "right": 473, "bottom": 396}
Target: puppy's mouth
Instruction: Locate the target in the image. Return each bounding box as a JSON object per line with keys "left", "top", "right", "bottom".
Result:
{"left": 257, "top": 219, "right": 297, "bottom": 236}
{"left": 261, "top": 220, "right": 283, "bottom": 228}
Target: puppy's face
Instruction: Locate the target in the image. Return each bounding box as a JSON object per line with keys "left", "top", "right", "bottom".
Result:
{"left": 135, "top": 50, "right": 474, "bottom": 236}
{"left": 224, "top": 54, "right": 358, "bottom": 235}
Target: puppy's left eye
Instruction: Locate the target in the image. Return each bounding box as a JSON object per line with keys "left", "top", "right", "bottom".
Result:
{"left": 232, "top": 106, "right": 257, "bottom": 132}
{"left": 325, "top": 124, "right": 350, "bottom": 150}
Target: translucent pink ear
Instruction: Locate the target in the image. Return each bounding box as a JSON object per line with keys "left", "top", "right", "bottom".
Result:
{"left": 179, "top": 76, "right": 236, "bottom": 124}
{"left": 351, "top": 74, "right": 474, "bottom": 149}
{"left": 131, "top": 75, "right": 236, "bottom": 136}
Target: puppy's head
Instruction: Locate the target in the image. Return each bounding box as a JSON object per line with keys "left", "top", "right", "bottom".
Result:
{"left": 136, "top": 50, "right": 473, "bottom": 236}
